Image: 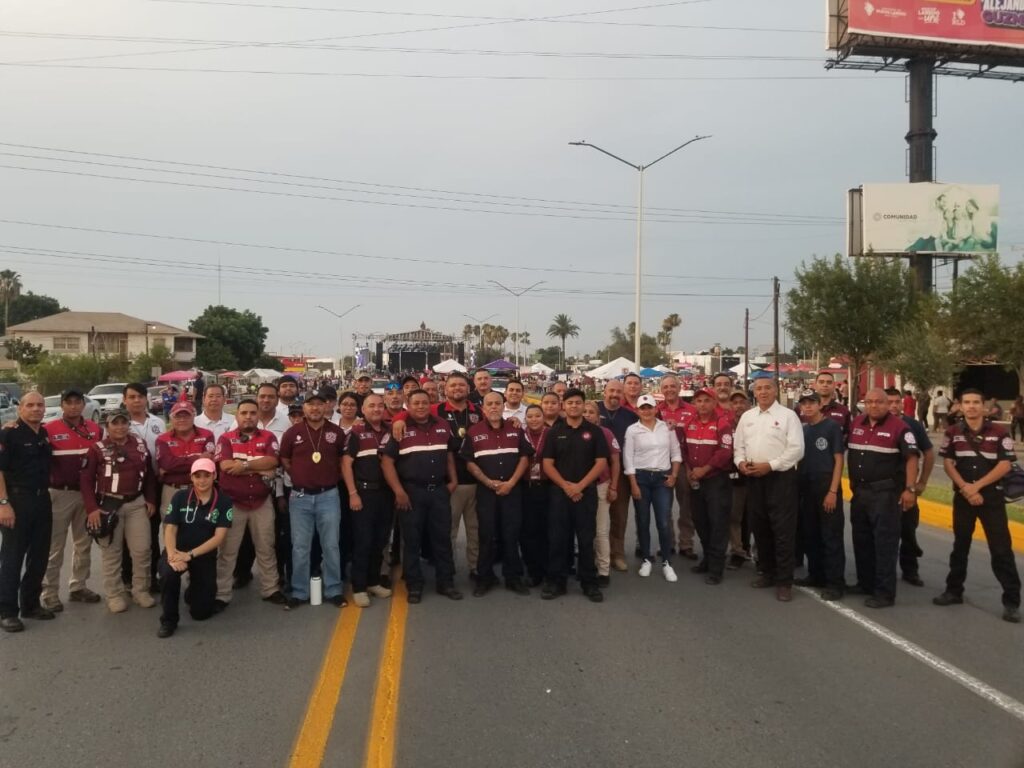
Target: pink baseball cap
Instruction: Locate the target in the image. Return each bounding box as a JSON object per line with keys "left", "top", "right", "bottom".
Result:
{"left": 190, "top": 457, "right": 216, "bottom": 475}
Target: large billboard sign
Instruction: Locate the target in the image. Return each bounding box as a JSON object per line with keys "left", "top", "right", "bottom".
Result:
{"left": 851, "top": 1, "right": 1024, "bottom": 50}
{"left": 848, "top": 182, "right": 999, "bottom": 256}
{"left": 830, "top": 0, "right": 1024, "bottom": 58}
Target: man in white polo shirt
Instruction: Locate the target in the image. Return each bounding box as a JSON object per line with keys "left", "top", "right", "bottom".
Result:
{"left": 502, "top": 379, "right": 528, "bottom": 424}
{"left": 194, "top": 383, "right": 235, "bottom": 441}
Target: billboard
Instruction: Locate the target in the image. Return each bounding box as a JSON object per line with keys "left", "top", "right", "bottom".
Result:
{"left": 830, "top": 0, "right": 1024, "bottom": 55}
{"left": 851, "top": 183, "right": 999, "bottom": 255}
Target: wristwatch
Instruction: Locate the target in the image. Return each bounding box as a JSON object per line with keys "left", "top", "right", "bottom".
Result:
{"left": 188, "top": 550, "right": 195, "bottom": 560}
{"left": 905, "top": 486, "right": 917, "bottom": 493}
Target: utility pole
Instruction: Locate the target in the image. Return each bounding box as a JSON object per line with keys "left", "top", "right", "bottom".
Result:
{"left": 489, "top": 280, "right": 545, "bottom": 369}
{"left": 317, "top": 304, "right": 361, "bottom": 372}
{"left": 907, "top": 57, "right": 937, "bottom": 293}
{"left": 569, "top": 135, "right": 711, "bottom": 370}
{"left": 772, "top": 277, "right": 781, "bottom": 395}
{"left": 743, "top": 307, "right": 750, "bottom": 390}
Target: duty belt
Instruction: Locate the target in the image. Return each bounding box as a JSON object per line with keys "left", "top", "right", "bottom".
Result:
{"left": 51, "top": 483, "right": 81, "bottom": 492}
{"left": 356, "top": 481, "right": 381, "bottom": 491}
{"left": 293, "top": 485, "right": 334, "bottom": 496}
{"left": 9, "top": 486, "right": 47, "bottom": 496}
{"left": 104, "top": 491, "right": 143, "bottom": 502}
{"left": 852, "top": 478, "right": 896, "bottom": 492}
{"left": 406, "top": 480, "right": 446, "bottom": 491}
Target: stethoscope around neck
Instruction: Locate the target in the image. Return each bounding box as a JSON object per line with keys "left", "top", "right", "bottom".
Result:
{"left": 184, "top": 486, "right": 219, "bottom": 524}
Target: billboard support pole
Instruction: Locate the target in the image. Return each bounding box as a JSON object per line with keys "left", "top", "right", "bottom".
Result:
{"left": 906, "top": 57, "right": 937, "bottom": 293}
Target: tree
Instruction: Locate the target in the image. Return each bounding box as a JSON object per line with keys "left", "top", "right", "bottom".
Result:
{"left": 3, "top": 291, "right": 66, "bottom": 335}
{"left": 546, "top": 314, "right": 580, "bottom": 369}
{"left": 948, "top": 254, "right": 1024, "bottom": 396}
{"left": 535, "top": 346, "right": 562, "bottom": 368}
{"left": 660, "top": 313, "right": 682, "bottom": 358}
{"left": 189, "top": 305, "right": 268, "bottom": 371}
{"left": 0, "top": 270, "right": 21, "bottom": 334}
{"left": 252, "top": 354, "right": 284, "bottom": 372}
{"left": 786, "top": 255, "right": 915, "bottom": 402}
{"left": 128, "top": 343, "right": 176, "bottom": 382}
{"left": 29, "top": 354, "right": 129, "bottom": 396}
{"left": 599, "top": 323, "right": 663, "bottom": 368}
{"left": 3, "top": 336, "right": 44, "bottom": 366}
{"left": 876, "top": 296, "right": 960, "bottom": 395}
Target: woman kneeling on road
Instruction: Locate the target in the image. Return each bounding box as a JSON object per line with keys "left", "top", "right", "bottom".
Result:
{"left": 158, "top": 458, "right": 232, "bottom": 638}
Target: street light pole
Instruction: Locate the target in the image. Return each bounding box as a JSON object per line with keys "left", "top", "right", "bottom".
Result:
{"left": 488, "top": 280, "right": 545, "bottom": 369}
{"left": 570, "top": 135, "right": 711, "bottom": 371}
{"left": 463, "top": 313, "right": 498, "bottom": 366}
{"left": 317, "top": 304, "right": 361, "bottom": 373}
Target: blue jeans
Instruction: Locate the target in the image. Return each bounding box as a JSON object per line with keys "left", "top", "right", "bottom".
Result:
{"left": 289, "top": 488, "right": 342, "bottom": 600}
{"left": 632, "top": 470, "right": 673, "bottom": 563}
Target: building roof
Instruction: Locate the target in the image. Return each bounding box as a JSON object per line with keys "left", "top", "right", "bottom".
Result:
{"left": 7, "top": 311, "right": 203, "bottom": 338}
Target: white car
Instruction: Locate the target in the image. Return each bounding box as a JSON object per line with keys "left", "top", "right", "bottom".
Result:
{"left": 0, "top": 391, "right": 17, "bottom": 424}
{"left": 87, "top": 382, "right": 128, "bottom": 414}
{"left": 43, "top": 395, "right": 102, "bottom": 423}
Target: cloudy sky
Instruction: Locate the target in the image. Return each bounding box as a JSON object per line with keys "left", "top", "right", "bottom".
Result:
{"left": 2, "top": 0, "right": 1021, "bottom": 361}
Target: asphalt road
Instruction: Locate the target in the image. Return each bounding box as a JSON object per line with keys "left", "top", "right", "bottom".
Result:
{"left": 2, "top": 517, "right": 1022, "bottom": 768}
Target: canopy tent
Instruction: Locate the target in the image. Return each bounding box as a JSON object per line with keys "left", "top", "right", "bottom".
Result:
{"left": 588, "top": 357, "right": 635, "bottom": 380}
{"left": 158, "top": 369, "right": 200, "bottom": 383}
{"left": 638, "top": 367, "right": 664, "bottom": 378}
{"left": 432, "top": 358, "right": 467, "bottom": 374}
{"left": 218, "top": 371, "right": 241, "bottom": 379}
{"left": 525, "top": 362, "right": 554, "bottom": 375}
{"left": 479, "top": 359, "right": 517, "bottom": 371}
{"left": 728, "top": 362, "right": 764, "bottom": 376}
{"left": 241, "top": 368, "right": 282, "bottom": 382}
{"left": 653, "top": 365, "right": 672, "bottom": 373}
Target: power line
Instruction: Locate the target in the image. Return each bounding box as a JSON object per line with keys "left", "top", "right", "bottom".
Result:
{"left": 0, "top": 141, "right": 842, "bottom": 221}
{"left": 0, "top": 220, "right": 781, "bottom": 281}
{"left": 0, "top": 162, "right": 844, "bottom": 226}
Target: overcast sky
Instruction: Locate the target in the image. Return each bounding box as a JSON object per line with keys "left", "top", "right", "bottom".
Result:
{"left": 3, "top": 0, "right": 1022, "bottom": 362}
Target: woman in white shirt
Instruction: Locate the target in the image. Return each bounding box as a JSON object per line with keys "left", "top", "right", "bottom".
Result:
{"left": 623, "top": 394, "right": 682, "bottom": 582}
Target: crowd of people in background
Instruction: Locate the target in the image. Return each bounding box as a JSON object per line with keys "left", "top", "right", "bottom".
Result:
{"left": 0, "top": 366, "right": 1020, "bottom": 638}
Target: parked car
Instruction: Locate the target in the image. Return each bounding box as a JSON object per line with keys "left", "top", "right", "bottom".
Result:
{"left": 0, "top": 390, "right": 17, "bottom": 424}
{"left": 148, "top": 386, "right": 170, "bottom": 414}
{"left": 87, "top": 382, "right": 128, "bottom": 415}
{"left": 43, "top": 395, "right": 102, "bottom": 423}
{"left": 371, "top": 378, "right": 390, "bottom": 395}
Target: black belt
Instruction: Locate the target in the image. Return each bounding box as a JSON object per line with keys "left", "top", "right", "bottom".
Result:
{"left": 293, "top": 485, "right": 335, "bottom": 496}
{"left": 9, "top": 486, "right": 47, "bottom": 496}
{"left": 104, "top": 491, "right": 142, "bottom": 502}
{"left": 406, "top": 481, "right": 446, "bottom": 491}
{"left": 356, "top": 481, "right": 381, "bottom": 491}
{"left": 165, "top": 482, "right": 190, "bottom": 490}
{"left": 51, "top": 484, "right": 80, "bottom": 492}
{"left": 527, "top": 479, "right": 549, "bottom": 487}
{"left": 852, "top": 478, "right": 897, "bottom": 492}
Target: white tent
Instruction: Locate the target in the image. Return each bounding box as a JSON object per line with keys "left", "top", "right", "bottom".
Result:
{"left": 526, "top": 362, "right": 554, "bottom": 375}
{"left": 587, "top": 357, "right": 636, "bottom": 380}
{"left": 241, "top": 368, "right": 283, "bottom": 382}
{"left": 653, "top": 364, "right": 672, "bottom": 373}
{"left": 433, "top": 358, "right": 467, "bottom": 374}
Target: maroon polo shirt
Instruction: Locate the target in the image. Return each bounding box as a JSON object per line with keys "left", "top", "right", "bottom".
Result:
{"left": 847, "top": 412, "right": 917, "bottom": 486}
{"left": 44, "top": 417, "right": 101, "bottom": 490}
{"left": 280, "top": 419, "right": 345, "bottom": 489}
{"left": 460, "top": 418, "right": 534, "bottom": 482}
{"left": 215, "top": 428, "right": 279, "bottom": 509}
{"left": 156, "top": 427, "right": 216, "bottom": 486}
{"left": 346, "top": 422, "right": 388, "bottom": 486}
{"left": 939, "top": 419, "right": 1017, "bottom": 485}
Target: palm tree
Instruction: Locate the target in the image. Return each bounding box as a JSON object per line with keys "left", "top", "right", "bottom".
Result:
{"left": 0, "top": 270, "right": 22, "bottom": 334}
{"left": 547, "top": 313, "right": 580, "bottom": 369}
{"left": 661, "top": 313, "right": 682, "bottom": 358}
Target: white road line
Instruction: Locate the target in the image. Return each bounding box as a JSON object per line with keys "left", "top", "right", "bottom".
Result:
{"left": 798, "top": 588, "right": 1024, "bottom": 723}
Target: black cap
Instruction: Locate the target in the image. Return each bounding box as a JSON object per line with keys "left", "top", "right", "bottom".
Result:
{"left": 61, "top": 387, "right": 85, "bottom": 402}
{"left": 729, "top": 390, "right": 749, "bottom": 401}
{"left": 305, "top": 390, "right": 327, "bottom": 403}
{"left": 287, "top": 403, "right": 303, "bottom": 415}
{"left": 798, "top": 389, "right": 821, "bottom": 403}
{"left": 400, "top": 375, "right": 419, "bottom": 387}
{"left": 318, "top": 385, "right": 338, "bottom": 401}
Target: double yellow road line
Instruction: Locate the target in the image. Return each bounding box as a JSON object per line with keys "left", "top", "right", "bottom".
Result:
{"left": 287, "top": 575, "right": 409, "bottom": 768}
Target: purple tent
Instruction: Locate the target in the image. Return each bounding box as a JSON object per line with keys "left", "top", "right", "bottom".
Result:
{"left": 479, "top": 359, "right": 517, "bottom": 371}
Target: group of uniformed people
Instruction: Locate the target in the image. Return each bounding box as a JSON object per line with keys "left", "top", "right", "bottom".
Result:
{"left": 0, "top": 368, "right": 1019, "bottom": 637}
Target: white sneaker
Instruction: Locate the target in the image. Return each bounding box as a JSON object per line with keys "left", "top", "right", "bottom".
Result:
{"left": 638, "top": 560, "right": 653, "bottom": 578}
{"left": 662, "top": 562, "right": 678, "bottom": 583}
{"left": 353, "top": 592, "right": 370, "bottom": 608}
{"left": 367, "top": 585, "right": 392, "bottom": 598}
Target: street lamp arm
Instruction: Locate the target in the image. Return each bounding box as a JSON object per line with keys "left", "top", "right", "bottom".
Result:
{"left": 645, "top": 134, "right": 712, "bottom": 170}
{"left": 568, "top": 141, "right": 640, "bottom": 171}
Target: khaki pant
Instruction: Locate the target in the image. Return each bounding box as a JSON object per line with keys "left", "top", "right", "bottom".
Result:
{"left": 96, "top": 496, "right": 152, "bottom": 602}
{"left": 594, "top": 481, "right": 611, "bottom": 577}
{"left": 608, "top": 468, "right": 631, "bottom": 561}
{"left": 672, "top": 481, "right": 696, "bottom": 553}
{"left": 450, "top": 484, "right": 479, "bottom": 571}
{"left": 216, "top": 497, "right": 278, "bottom": 601}
{"left": 160, "top": 484, "right": 189, "bottom": 518}
{"left": 42, "top": 488, "right": 94, "bottom": 602}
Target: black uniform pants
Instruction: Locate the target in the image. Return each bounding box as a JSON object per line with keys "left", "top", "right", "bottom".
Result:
{"left": 945, "top": 493, "right": 1021, "bottom": 607}
{"left": 850, "top": 484, "right": 901, "bottom": 600}
{"left": 747, "top": 469, "right": 798, "bottom": 586}
{"left": 692, "top": 473, "right": 732, "bottom": 577}
{"left": 899, "top": 502, "right": 923, "bottom": 578}
{"left": 350, "top": 488, "right": 394, "bottom": 593}
{"left": 0, "top": 489, "right": 52, "bottom": 617}
{"left": 520, "top": 481, "right": 549, "bottom": 582}
{"left": 400, "top": 484, "right": 456, "bottom": 593}
{"left": 546, "top": 485, "right": 597, "bottom": 589}
{"left": 158, "top": 551, "right": 217, "bottom": 626}
{"left": 798, "top": 472, "right": 846, "bottom": 589}
{"left": 476, "top": 485, "right": 524, "bottom": 585}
